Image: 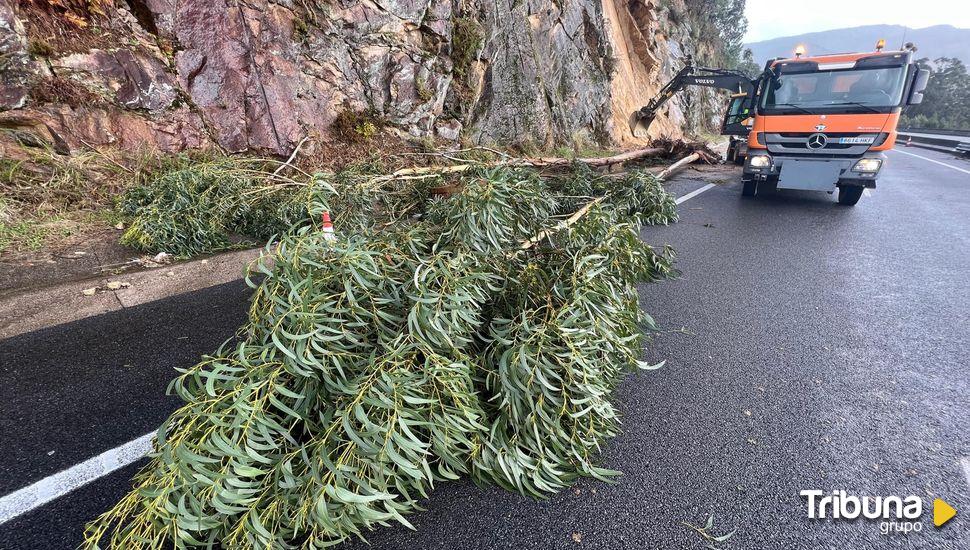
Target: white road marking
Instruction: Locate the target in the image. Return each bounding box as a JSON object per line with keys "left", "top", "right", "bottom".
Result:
{"left": 0, "top": 431, "right": 155, "bottom": 525}
{"left": 675, "top": 183, "right": 718, "bottom": 204}
{"left": 961, "top": 457, "right": 970, "bottom": 490}
{"left": 892, "top": 149, "right": 970, "bottom": 175}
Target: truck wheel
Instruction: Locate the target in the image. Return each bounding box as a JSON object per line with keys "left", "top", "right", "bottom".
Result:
{"left": 742, "top": 180, "right": 758, "bottom": 197}
{"left": 837, "top": 186, "right": 864, "bottom": 206}
{"left": 733, "top": 152, "right": 745, "bottom": 166}
{"left": 726, "top": 142, "right": 737, "bottom": 163}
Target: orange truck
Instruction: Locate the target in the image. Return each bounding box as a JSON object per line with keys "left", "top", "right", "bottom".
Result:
{"left": 742, "top": 42, "right": 929, "bottom": 205}
{"left": 631, "top": 42, "right": 929, "bottom": 206}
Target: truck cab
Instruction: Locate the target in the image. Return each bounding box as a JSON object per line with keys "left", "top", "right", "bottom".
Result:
{"left": 742, "top": 44, "right": 929, "bottom": 205}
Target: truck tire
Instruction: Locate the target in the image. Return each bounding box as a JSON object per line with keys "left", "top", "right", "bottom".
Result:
{"left": 726, "top": 142, "right": 737, "bottom": 163}
{"left": 731, "top": 141, "right": 745, "bottom": 165}
{"left": 838, "top": 185, "right": 864, "bottom": 206}
{"left": 742, "top": 180, "right": 758, "bottom": 197}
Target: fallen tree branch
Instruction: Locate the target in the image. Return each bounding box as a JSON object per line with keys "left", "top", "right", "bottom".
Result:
{"left": 371, "top": 145, "right": 668, "bottom": 185}
{"left": 656, "top": 152, "right": 700, "bottom": 181}
{"left": 519, "top": 146, "right": 666, "bottom": 168}
{"left": 272, "top": 136, "right": 310, "bottom": 177}
{"left": 518, "top": 151, "right": 700, "bottom": 252}
{"left": 519, "top": 196, "right": 607, "bottom": 251}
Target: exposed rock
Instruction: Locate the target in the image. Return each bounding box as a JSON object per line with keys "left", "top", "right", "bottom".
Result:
{"left": 0, "top": 104, "right": 208, "bottom": 153}
{"left": 435, "top": 118, "right": 462, "bottom": 141}
{"left": 0, "top": 0, "right": 32, "bottom": 110}
{"left": 54, "top": 49, "right": 179, "bottom": 112}
{"left": 3, "top": 0, "right": 722, "bottom": 156}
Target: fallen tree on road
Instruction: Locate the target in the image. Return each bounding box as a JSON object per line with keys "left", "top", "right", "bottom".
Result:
{"left": 84, "top": 152, "right": 699, "bottom": 549}
{"left": 117, "top": 144, "right": 707, "bottom": 259}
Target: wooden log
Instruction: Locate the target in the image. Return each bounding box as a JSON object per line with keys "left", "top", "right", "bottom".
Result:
{"left": 656, "top": 152, "right": 700, "bottom": 181}
{"left": 377, "top": 145, "right": 668, "bottom": 182}
{"left": 522, "top": 146, "right": 666, "bottom": 168}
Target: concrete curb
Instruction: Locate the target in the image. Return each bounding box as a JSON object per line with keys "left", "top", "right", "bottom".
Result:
{"left": 0, "top": 248, "right": 265, "bottom": 340}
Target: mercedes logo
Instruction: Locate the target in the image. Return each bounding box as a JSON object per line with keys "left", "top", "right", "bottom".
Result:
{"left": 807, "top": 133, "right": 827, "bottom": 150}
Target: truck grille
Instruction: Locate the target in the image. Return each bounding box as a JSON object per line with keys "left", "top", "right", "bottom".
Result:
{"left": 764, "top": 133, "right": 879, "bottom": 157}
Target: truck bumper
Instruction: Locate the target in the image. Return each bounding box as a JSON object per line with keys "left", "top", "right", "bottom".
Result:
{"left": 742, "top": 151, "right": 886, "bottom": 190}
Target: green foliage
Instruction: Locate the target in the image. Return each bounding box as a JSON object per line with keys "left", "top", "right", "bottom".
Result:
{"left": 0, "top": 145, "right": 223, "bottom": 254}
{"left": 426, "top": 168, "right": 556, "bottom": 253}
{"left": 0, "top": 219, "right": 49, "bottom": 252}
{"left": 684, "top": 0, "right": 749, "bottom": 69}
{"left": 902, "top": 57, "right": 970, "bottom": 130}
{"left": 611, "top": 171, "right": 680, "bottom": 226}
{"left": 84, "top": 164, "right": 679, "bottom": 549}
{"left": 0, "top": 146, "right": 130, "bottom": 253}
{"left": 331, "top": 108, "right": 383, "bottom": 144}
{"left": 452, "top": 16, "right": 484, "bottom": 81}
{"left": 736, "top": 47, "right": 760, "bottom": 79}
{"left": 115, "top": 156, "right": 421, "bottom": 258}
{"left": 119, "top": 159, "right": 329, "bottom": 257}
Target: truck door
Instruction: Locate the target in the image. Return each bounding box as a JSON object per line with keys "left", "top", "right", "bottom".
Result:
{"left": 721, "top": 94, "right": 752, "bottom": 136}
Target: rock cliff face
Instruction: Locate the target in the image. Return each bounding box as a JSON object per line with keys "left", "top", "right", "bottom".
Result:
{"left": 0, "top": 0, "right": 721, "bottom": 157}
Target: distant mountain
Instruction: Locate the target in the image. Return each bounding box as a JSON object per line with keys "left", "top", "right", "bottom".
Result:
{"left": 744, "top": 25, "right": 970, "bottom": 66}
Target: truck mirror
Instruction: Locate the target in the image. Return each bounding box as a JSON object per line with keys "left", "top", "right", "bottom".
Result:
{"left": 908, "top": 68, "right": 929, "bottom": 105}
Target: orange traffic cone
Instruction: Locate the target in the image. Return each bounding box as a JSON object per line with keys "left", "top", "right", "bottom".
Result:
{"left": 321, "top": 211, "right": 336, "bottom": 241}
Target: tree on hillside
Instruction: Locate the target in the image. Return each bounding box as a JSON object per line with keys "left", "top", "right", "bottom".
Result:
{"left": 902, "top": 57, "right": 970, "bottom": 130}
{"left": 737, "top": 47, "right": 761, "bottom": 77}
{"left": 685, "top": 0, "right": 749, "bottom": 68}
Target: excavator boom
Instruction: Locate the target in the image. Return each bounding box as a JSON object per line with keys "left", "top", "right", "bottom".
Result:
{"left": 631, "top": 56, "right": 757, "bottom": 137}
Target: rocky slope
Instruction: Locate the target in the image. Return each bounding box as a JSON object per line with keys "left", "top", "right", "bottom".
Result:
{"left": 0, "top": 0, "right": 722, "bottom": 157}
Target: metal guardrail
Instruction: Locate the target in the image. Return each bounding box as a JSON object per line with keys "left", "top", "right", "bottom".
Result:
{"left": 896, "top": 129, "right": 970, "bottom": 155}
{"left": 898, "top": 127, "right": 970, "bottom": 137}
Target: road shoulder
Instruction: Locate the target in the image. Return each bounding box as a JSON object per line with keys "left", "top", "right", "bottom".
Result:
{"left": 0, "top": 248, "right": 262, "bottom": 340}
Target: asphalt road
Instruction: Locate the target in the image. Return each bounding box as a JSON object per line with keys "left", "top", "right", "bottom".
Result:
{"left": 1, "top": 146, "right": 968, "bottom": 549}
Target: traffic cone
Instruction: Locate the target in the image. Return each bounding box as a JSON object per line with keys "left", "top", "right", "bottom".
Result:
{"left": 321, "top": 211, "right": 336, "bottom": 242}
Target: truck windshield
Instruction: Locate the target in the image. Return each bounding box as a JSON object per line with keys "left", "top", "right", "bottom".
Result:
{"left": 761, "top": 66, "right": 907, "bottom": 114}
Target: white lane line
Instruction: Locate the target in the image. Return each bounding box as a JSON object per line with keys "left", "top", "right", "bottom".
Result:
{"left": 961, "top": 457, "right": 970, "bottom": 490}
{"left": 0, "top": 431, "right": 155, "bottom": 525}
{"left": 675, "top": 183, "right": 718, "bottom": 204}
{"left": 892, "top": 148, "right": 970, "bottom": 175}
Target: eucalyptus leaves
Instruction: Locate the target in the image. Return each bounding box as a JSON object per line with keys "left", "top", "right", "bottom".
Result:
{"left": 84, "top": 165, "right": 678, "bottom": 549}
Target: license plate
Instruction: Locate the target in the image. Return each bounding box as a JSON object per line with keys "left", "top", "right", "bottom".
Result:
{"left": 839, "top": 136, "right": 875, "bottom": 144}
{"left": 777, "top": 160, "right": 842, "bottom": 191}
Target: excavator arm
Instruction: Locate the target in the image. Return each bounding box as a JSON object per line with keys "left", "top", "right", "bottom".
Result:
{"left": 630, "top": 56, "right": 757, "bottom": 137}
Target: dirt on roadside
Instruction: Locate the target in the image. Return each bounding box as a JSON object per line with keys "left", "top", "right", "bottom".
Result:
{"left": 0, "top": 226, "right": 143, "bottom": 297}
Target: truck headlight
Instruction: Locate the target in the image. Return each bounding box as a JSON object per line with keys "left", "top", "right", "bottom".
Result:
{"left": 749, "top": 155, "right": 772, "bottom": 168}
{"left": 853, "top": 158, "right": 882, "bottom": 173}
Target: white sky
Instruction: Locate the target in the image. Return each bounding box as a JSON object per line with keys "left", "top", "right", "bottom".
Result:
{"left": 744, "top": 0, "right": 970, "bottom": 42}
